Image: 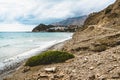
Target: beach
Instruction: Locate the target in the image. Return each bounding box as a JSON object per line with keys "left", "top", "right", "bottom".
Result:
{"left": 0, "top": 32, "right": 72, "bottom": 80}
{"left": 1, "top": 39, "right": 68, "bottom": 80}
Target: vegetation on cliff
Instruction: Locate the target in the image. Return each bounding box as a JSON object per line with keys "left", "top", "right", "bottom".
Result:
{"left": 25, "top": 51, "right": 74, "bottom": 67}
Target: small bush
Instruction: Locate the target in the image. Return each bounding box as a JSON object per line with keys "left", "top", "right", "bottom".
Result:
{"left": 25, "top": 51, "right": 74, "bottom": 67}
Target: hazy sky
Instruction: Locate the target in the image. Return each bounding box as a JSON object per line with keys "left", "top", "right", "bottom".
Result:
{"left": 0, "top": 0, "right": 116, "bottom": 31}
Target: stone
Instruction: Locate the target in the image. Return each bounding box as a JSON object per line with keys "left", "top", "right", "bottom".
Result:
{"left": 112, "top": 73, "right": 120, "bottom": 79}
{"left": 24, "top": 78, "right": 31, "bottom": 80}
{"left": 98, "top": 75, "right": 107, "bottom": 80}
{"left": 72, "top": 69, "right": 76, "bottom": 73}
{"left": 22, "top": 66, "right": 30, "bottom": 73}
{"left": 89, "top": 75, "right": 95, "bottom": 80}
{"left": 50, "top": 74, "right": 64, "bottom": 80}
{"left": 3, "top": 78, "right": 7, "bottom": 80}
{"left": 38, "top": 73, "right": 49, "bottom": 78}
{"left": 89, "top": 66, "right": 94, "bottom": 70}
{"left": 83, "top": 58, "right": 88, "bottom": 63}
{"left": 44, "top": 67, "right": 57, "bottom": 73}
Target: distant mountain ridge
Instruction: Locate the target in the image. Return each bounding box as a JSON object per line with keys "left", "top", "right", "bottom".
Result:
{"left": 32, "top": 15, "right": 87, "bottom": 32}
{"left": 51, "top": 15, "right": 87, "bottom": 26}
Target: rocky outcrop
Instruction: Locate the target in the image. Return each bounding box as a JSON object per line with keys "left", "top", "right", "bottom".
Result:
{"left": 32, "top": 24, "right": 55, "bottom": 32}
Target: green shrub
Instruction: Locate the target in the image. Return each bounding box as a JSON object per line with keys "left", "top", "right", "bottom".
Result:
{"left": 25, "top": 51, "right": 74, "bottom": 67}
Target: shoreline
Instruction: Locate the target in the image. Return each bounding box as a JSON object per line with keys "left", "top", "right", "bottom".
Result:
{"left": 1, "top": 39, "right": 69, "bottom": 80}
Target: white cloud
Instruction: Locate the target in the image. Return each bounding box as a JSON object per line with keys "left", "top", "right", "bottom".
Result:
{"left": 0, "top": 23, "right": 35, "bottom": 32}
{"left": 0, "top": 0, "right": 116, "bottom": 31}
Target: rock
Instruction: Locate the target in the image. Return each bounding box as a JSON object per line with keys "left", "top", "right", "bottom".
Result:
{"left": 3, "top": 78, "right": 7, "bottom": 80}
{"left": 97, "top": 61, "right": 103, "bottom": 66}
{"left": 38, "top": 73, "right": 49, "bottom": 78}
{"left": 89, "top": 75, "right": 95, "bottom": 80}
{"left": 53, "top": 74, "right": 64, "bottom": 78}
{"left": 89, "top": 66, "right": 94, "bottom": 70}
{"left": 113, "top": 64, "right": 118, "bottom": 67}
{"left": 72, "top": 69, "right": 76, "bottom": 73}
{"left": 44, "top": 67, "right": 57, "bottom": 73}
{"left": 112, "top": 73, "right": 120, "bottom": 79}
{"left": 83, "top": 57, "right": 88, "bottom": 63}
{"left": 96, "top": 73, "right": 101, "bottom": 78}
{"left": 22, "top": 66, "right": 30, "bottom": 73}
{"left": 24, "top": 78, "right": 31, "bottom": 80}
{"left": 98, "top": 75, "right": 107, "bottom": 80}
{"left": 50, "top": 72, "right": 64, "bottom": 79}
{"left": 65, "top": 59, "right": 74, "bottom": 63}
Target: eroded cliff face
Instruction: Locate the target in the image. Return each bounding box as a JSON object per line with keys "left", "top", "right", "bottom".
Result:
{"left": 63, "top": 0, "right": 120, "bottom": 53}
{"left": 84, "top": 0, "right": 120, "bottom": 29}
{"left": 61, "top": 1, "right": 120, "bottom": 79}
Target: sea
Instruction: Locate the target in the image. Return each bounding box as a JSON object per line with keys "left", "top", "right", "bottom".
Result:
{"left": 0, "top": 32, "right": 73, "bottom": 75}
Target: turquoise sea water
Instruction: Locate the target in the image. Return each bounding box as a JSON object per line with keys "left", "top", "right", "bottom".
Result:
{"left": 0, "top": 32, "right": 73, "bottom": 74}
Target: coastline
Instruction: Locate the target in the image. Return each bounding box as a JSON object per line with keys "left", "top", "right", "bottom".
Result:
{"left": 2, "top": 39, "right": 69, "bottom": 80}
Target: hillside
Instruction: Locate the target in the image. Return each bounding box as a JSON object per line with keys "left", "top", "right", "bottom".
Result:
{"left": 52, "top": 15, "right": 87, "bottom": 26}
{"left": 64, "top": 0, "right": 120, "bottom": 52}
{"left": 62, "top": 0, "right": 120, "bottom": 79}
{"left": 32, "top": 15, "right": 87, "bottom": 32}
{"left": 32, "top": 24, "right": 55, "bottom": 32}
{"left": 32, "top": 24, "right": 79, "bottom": 32}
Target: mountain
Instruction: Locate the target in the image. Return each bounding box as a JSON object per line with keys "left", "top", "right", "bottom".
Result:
{"left": 32, "top": 24, "right": 79, "bottom": 32}
{"left": 32, "top": 15, "right": 87, "bottom": 32}
{"left": 51, "top": 15, "right": 87, "bottom": 26}
{"left": 32, "top": 24, "right": 55, "bottom": 32}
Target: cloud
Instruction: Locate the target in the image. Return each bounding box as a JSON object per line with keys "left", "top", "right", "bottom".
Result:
{"left": 0, "top": 23, "right": 35, "bottom": 32}
{"left": 0, "top": 0, "right": 116, "bottom": 31}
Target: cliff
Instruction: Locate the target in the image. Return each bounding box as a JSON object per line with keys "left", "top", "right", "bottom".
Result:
{"left": 62, "top": 0, "right": 120, "bottom": 79}
{"left": 64, "top": 0, "right": 120, "bottom": 52}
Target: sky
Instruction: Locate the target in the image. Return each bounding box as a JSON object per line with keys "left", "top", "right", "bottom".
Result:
{"left": 0, "top": 0, "right": 116, "bottom": 32}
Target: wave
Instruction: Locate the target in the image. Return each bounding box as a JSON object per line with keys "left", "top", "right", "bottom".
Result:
{"left": 0, "top": 45, "right": 10, "bottom": 48}
{"left": 0, "top": 37, "right": 72, "bottom": 75}
{"left": 0, "top": 39, "right": 34, "bottom": 49}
